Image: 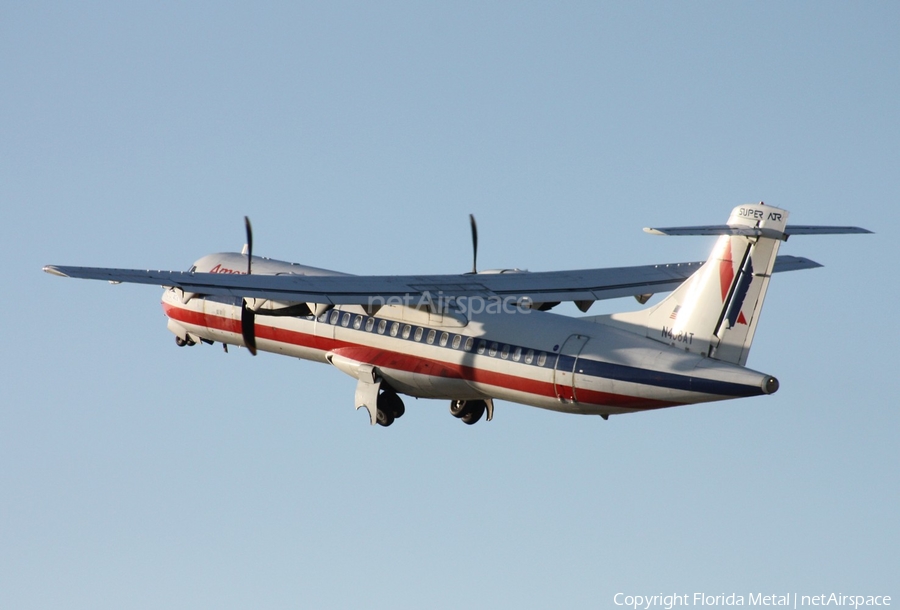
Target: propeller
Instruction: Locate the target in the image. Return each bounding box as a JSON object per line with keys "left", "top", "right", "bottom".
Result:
{"left": 469, "top": 213, "right": 478, "bottom": 274}
{"left": 240, "top": 216, "right": 257, "bottom": 356}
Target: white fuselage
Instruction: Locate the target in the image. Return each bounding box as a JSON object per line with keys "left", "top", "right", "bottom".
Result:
{"left": 161, "top": 253, "right": 774, "bottom": 417}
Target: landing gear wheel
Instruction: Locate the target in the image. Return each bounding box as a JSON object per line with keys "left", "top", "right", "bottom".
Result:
{"left": 450, "top": 399, "right": 487, "bottom": 424}
{"left": 378, "top": 391, "right": 405, "bottom": 420}
{"left": 450, "top": 400, "right": 468, "bottom": 418}
{"left": 175, "top": 336, "right": 195, "bottom": 347}
{"left": 376, "top": 408, "right": 395, "bottom": 427}
{"left": 461, "top": 401, "right": 486, "bottom": 425}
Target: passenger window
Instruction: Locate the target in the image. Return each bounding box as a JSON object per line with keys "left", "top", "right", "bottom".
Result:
{"left": 426, "top": 330, "right": 436, "bottom": 344}
{"left": 329, "top": 310, "right": 340, "bottom": 325}
{"left": 341, "top": 312, "right": 351, "bottom": 327}
{"left": 402, "top": 324, "right": 412, "bottom": 339}
{"left": 489, "top": 342, "right": 498, "bottom": 357}
{"left": 377, "top": 320, "right": 387, "bottom": 334}
{"left": 353, "top": 315, "right": 363, "bottom": 330}
{"left": 537, "top": 352, "right": 547, "bottom": 366}
{"left": 452, "top": 335, "right": 461, "bottom": 349}
{"left": 500, "top": 345, "right": 510, "bottom": 359}
{"left": 390, "top": 322, "right": 400, "bottom": 337}
{"left": 365, "top": 318, "right": 375, "bottom": 332}
{"left": 476, "top": 340, "right": 486, "bottom": 355}
{"left": 439, "top": 332, "right": 449, "bottom": 347}
{"left": 464, "top": 337, "right": 474, "bottom": 351}
{"left": 524, "top": 349, "right": 534, "bottom": 364}
{"left": 512, "top": 347, "right": 522, "bottom": 362}
{"left": 317, "top": 311, "right": 329, "bottom": 323}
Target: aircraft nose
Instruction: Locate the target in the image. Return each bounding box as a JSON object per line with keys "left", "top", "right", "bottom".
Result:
{"left": 762, "top": 375, "right": 780, "bottom": 394}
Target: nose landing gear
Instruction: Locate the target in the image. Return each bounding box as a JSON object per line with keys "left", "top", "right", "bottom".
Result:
{"left": 174, "top": 335, "right": 196, "bottom": 347}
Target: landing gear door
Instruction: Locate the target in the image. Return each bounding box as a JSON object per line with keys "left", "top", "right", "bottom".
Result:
{"left": 553, "top": 334, "right": 589, "bottom": 404}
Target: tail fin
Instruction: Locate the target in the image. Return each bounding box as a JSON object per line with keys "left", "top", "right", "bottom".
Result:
{"left": 606, "top": 203, "right": 789, "bottom": 366}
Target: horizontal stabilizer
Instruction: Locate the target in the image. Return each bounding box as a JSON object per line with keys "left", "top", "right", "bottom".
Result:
{"left": 780, "top": 225, "right": 873, "bottom": 236}
{"left": 645, "top": 224, "right": 872, "bottom": 239}
{"left": 644, "top": 225, "right": 769, "bottom": 237}
{"left": 771, "top": 255, "right": 822, "bottom": 272}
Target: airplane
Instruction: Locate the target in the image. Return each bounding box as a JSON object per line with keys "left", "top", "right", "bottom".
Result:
{"left": 44, "top": 202, "right": 870, "bottom": 427}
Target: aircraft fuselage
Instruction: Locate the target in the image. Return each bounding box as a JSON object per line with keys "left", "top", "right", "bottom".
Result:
{"left": 162, "top": 253, "right": 776, "bottom": 418}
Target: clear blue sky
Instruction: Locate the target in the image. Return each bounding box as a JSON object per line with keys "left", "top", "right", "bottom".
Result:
{"left": 2, "top": 3, "right": 897, "bottom": 608}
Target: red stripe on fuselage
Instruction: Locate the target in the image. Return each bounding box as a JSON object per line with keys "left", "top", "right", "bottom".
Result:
{"left": 163, "top": 302, "right": 678, "bottom": 410}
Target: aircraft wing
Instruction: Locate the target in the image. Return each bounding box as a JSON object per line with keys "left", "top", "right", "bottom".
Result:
{"left": 43, "top": 255, "right": 821, "bottom": 307}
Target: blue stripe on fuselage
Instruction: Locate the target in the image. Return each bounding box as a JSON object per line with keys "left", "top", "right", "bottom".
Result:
{"left": 558, "top": 355, "right": 763, "bottom": 397}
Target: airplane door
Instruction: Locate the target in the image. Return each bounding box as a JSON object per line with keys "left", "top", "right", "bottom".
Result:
{"left": 553, "top": 334, "right": 589, "bottom": 403}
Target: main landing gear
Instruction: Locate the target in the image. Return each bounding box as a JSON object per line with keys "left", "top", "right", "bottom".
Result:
{"left": 174, "top": 335, "right": 196, "bottom": 347}
{"left": 375, "top": 390, "right": 405, "bottom": 427}
{"left": 449, "top": 399, "right": 489, "bottom": 425}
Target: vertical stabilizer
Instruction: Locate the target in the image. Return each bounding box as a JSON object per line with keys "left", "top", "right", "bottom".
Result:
{"left": 605, "top": 203, "right": 789, "bottom": 366}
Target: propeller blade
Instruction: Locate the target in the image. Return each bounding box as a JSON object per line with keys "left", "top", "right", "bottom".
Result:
{"left": 242, "top": 216, "right": 257, "bottom": 355}
{"left": 241, "top": 301, "right": 257, "bottom": 356}
{"left": 469, "top": 214, "right": 478, "bottom": 274}
{"left": 244, "top": 216, "right": 253, "bottom": 275}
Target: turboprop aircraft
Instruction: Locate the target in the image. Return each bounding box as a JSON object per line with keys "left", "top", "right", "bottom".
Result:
{"left": 44, "top": 203, "right": 869, "bottom": 427}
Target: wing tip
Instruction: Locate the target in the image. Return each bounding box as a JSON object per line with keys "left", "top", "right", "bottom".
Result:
{"left": 43, "top": 265, "right": 70, "bottom": 278}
